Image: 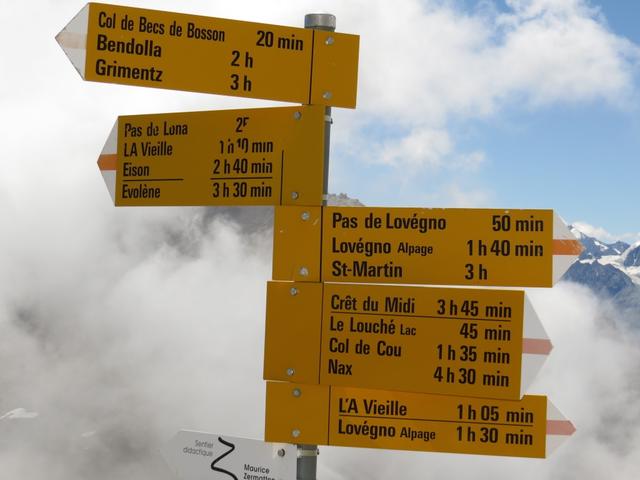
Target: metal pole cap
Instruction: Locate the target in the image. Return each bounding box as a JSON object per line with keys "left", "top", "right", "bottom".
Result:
{"left": 304, "top": 13, "right": 336, "bottom": 31}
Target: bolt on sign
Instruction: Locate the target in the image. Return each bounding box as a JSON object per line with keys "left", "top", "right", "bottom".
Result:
{"left": 96, "top": 105, "right": 326, "bottom": 206}
{"left": 265, "top": 382, "right": 575, "bottom": 458}
{"left": 264, "top": 282, "right": 552, "bottom": 400}
{"left": 272, "top": 206, "right": 583, "bottom": 287}
{"left": 56, "top": 3, "right": 359, "bottom": 107}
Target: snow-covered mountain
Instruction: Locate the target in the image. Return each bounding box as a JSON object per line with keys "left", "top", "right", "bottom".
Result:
{"left": 562, "top": 227, "right": 640, "bottom": 326}
{"left": 622, "top": 243, "right": 640, "bottom": 269}
{"left": 572, "top": 230, "right": 629, "bottom": 261}
{"left": 566, "top": 226, "right": 640, "bottom": 283}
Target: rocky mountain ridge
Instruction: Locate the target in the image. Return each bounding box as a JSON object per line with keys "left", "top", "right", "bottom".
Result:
{"left": 562, "top": 227, "right": 640, "bottom": 326}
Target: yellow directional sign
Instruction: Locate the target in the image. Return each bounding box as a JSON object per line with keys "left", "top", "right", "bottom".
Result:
{"left": 97, "top": 105, "right": 325, "bottom": 206}
{"left": 264, "top": 282, "right": 555, "bottom": 400}
{"left": 56, "top": 3, "right": 359, "bottom": 107}
{"left": 272, "top": 206, "right": 583, "bottom": 287}
{"left": 265, "top": 382, "right": 576, "bottom": 458}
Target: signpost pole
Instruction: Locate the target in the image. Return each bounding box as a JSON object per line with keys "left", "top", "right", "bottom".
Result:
{"left": 298, "top": 12, "right": 336, "bottom": 480}
{"left": 305, "top": 13, "right": 336, "bottom": 204}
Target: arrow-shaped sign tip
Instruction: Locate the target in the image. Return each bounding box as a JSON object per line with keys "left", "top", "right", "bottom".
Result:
{"left": 56, "top": 4, "right": 89, "bottom": 78}
{"left": 520, "top": 296, "right": 553, "bottom": 396}
{"left": 97, "top": 120, "right": 117, "bottom": 204}
{"left": 553, "top": 213, "right": 584, "bottom": 284}
{"left": 546, "top": 400, "right": 576, "bottom": 457}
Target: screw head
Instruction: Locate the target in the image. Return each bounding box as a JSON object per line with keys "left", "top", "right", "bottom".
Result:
{"left": 287, "top": 368, "right": 295, "bottom": 376}
{"left": 291, "top": 191, "right": 299, "bottom": 200}
{"left": 301, "top": 211, "right": 310, "bottom": 221}
{"left": 277, "top": 448, "right": 286, "bottom": 457}
{"left": 290, "top": 287, "right": 298, "bottom": 296}
{"left": 292, "top": 388, "right": 302, "bottom": 397}
{"left": 292, "top": 429, "right": 301, "bottom": 438}
{"left": 299, "top": 267, "right": 309, "bottom": 277}
{"left": 322, "top": 91, "right": 333, "bottom": 100}
{"left": 325, "top": 36, "right": 335, "bottom": 45}
{"left": 293, "top": 111, "right": 302, "bottom": 120}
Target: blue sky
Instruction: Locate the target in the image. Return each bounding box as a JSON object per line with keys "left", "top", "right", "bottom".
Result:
{"left": 589, "top": 0, "right": 640, "bottom": 42}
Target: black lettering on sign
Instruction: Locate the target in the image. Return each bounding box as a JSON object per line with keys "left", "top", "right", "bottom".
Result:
{"left": 211, "top": 437, "right": 237, "bottom": 480}
{"left": 256, "top": 29, "right": 274, "bottom": 47}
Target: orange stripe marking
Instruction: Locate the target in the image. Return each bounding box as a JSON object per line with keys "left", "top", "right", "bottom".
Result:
{"left": 553, "top": 239, "right": 583, "bottom": 255}
{"left": 97, "top": 154, "right": 117, "bottom": 171}
{"left": 547, "top": 420, "right": 576, "bottom": 435}
{"left": 522, "top": 338, "right": 553, "bottom": 355}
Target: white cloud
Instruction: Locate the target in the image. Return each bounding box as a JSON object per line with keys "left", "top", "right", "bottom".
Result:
{"left": 572, "top": 221, "right": 640, "bottom": 244}
{"left": 352, "top": 127, "right": 486, "bottom": 171}
{"left": 441, "top": 182, "right": 494, "bottom": 207}
{"left": 0, "top": 199, "right": 274, "bottom": 479}
{"left": 353, "top": 0, "right": 639, "bottom": 123}
{"left": 502, "top": 0, "right": 600, "bottom": 21}
{"left": 571, "top": 221, "right": 618, "bottom": 241}
{"left": 0, "top": 408, "right": 39, "bottom": 420}
{"left": 493, "top": 0, "right": 638, "bottom": 107}
{"left": 378, "top": 127, "right": 452, "bottom": 167}
{"left": 452, "top": 150, "right": 487, "bottom": 170}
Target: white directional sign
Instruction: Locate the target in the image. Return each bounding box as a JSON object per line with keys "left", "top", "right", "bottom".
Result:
{"left": 161, "top": 430, "right": 296, "bottom": 480}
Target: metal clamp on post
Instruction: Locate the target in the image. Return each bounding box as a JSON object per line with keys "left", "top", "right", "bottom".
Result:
{"left": 296, "top": 444, "right": 319, "bottom": 480}
{"left": 304, "top": 13, "right": 336, "bottom": 31}
{"left": 297, "top": 445, "right": 320, "bottom": 458}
